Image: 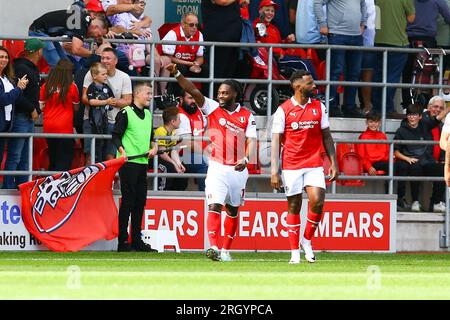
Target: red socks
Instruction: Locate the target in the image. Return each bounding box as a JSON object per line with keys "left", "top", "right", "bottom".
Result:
{"left": 207, "top": 210, "right": 238, "bottom": 250}
{"left": 222, "top": 214, "right": 238, "bottom": 250}
{"left": 286, "top": 214, "right": 300, "bottom": 250}
{"left": 207, "top": 211, "right": 221, "bottom": 248}
{"left": 304, "top": 209, "right": 322, "bottom": 240}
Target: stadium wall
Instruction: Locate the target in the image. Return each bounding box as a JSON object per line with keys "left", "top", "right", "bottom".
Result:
{"left": 1, "top": 190, "right": 446, "bottom": 252}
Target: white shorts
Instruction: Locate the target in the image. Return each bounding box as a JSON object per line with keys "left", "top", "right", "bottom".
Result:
{"left": 281, "top": 167, "right": 325, "bottom": 196}
{"left": 205, "top": 160, "right": 249, "bottom": 207}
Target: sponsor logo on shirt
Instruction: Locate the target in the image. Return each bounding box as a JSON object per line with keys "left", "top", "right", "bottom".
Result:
{"left": 290, "top": 120, "right": 319, "bottom": 130}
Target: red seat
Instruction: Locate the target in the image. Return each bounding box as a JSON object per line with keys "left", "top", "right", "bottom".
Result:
{"left": 39, "top": 147, "right": 49, "bottom": 171}
{"left": 156, "top": 23, "right": 179, "bottom": 55}
{"left": 2, "top": 39, "right": 25, "bottom": 60}
{"left": 71, "top": 139, "right": 85, "bottom": 169}
{"left": 336, "top": 143, "right": 365, "bottom": 186}
{"left": 339, "top": 152, "right": 365, "bottom": 186}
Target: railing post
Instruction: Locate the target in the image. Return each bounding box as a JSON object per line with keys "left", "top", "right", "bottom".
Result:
{"left": 27, "top": 135, "right": 33, "bottom": 182}
{"left": 438, "top": 52, "right": 444, "bottom": 96}
{"left": 209, "top": 44, "right": 215, "bottom": 99}
{"left": 149, "top": 42, "right": 155, "bottom": 111}
{"left": 388, "top": 142, "right": 394, "bottom": 195}
{"left": 381, "top": 50, "right": 388, "bottom": 133}
{"left": 267, "top": 46, "right": 273, "bottom": 117}
{"left": 325, "top": 47, "right": 331, "bottom": 114}
{"left": 153, "top": 154, "right": 159, "bottom": 191}
{"left": 90, "top": 137, "right": 95, "bottom": 165}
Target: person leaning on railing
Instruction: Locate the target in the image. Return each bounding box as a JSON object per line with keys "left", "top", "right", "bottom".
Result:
{"left": 0, "top": 46, "right": 28, "bottom": 169}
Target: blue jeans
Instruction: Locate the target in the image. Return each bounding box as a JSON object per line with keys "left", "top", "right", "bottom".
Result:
{"left": 372, "top": 46, "right": 408, "bottom": 113}
{"left": 328, "top": 34, "right": 363, "bottom": 112}
{"left": 28, "top": 31, "right": 68, "bottom": 68}
{"left": 183, "top": 153, "right": 208, "bottom": 191}
{"left": 3, "top": 114, "right": 34, "bottom": 189}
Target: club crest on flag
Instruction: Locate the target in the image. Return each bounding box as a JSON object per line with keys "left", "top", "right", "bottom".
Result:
{"left": 19, "top": 157, "right": 125, "bottom": 252}
{"left": 31, "top": 163, "right": 106, "bottom": 233}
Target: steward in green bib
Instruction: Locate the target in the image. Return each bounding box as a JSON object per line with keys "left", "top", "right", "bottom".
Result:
{"left": 112, "top": 82, "right": 158, "bottom": 252}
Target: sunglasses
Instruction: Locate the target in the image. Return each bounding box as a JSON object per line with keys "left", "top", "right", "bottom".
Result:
{"left": 184, "top": 22, "right": 199, "bottom": 28}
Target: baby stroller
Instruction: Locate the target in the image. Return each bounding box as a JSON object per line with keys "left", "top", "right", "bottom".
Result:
{"left": 409, "top": 42, "right": 446, "bottom": 106}
{"left": 243, "top": 47, "right": 321, "bottom": 115}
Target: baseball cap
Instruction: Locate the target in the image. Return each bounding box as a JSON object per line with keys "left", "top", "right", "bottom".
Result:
{"left": 259, "top": 0, "right": 280, "bottom": 10}
{"left": 24, "top": 38, "right": 46, "bottom": 53}
{"left": 86, "top": 0, "right": 105, "bottom": 12}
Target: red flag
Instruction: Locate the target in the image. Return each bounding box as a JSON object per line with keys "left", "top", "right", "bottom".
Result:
{"left": 19, "top": 157, "right": 126, "bottom": 252}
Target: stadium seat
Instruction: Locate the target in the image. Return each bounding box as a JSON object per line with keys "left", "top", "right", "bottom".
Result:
{"left": 339, "top": 152, "right": 365, "bottom": 186}
{"left": 336, "top": 143, "right": 364, "bottom": 186}
{"left": 38, "top": 147, "right": 49, "bottom": 171}
{"left": 156, "top": 23, "right": 179, "bottom": 55}
{"left": 32, "top": 138, "right": 48, "bottom": 172}
{"left": 2, "top": 39, "right": 50, "bottom": 74}
{"left": 71, "top": 140, "right": 85, "bottom": 169}
{"left": 2, "top": 39, "right": 25, "bottom": 60}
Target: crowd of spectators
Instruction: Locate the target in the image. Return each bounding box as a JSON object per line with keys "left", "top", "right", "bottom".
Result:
{"left": 0, "top": 0, "right": 449, "bottom": 212}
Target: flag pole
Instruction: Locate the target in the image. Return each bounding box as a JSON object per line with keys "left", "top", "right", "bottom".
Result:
{"left": 126, "top": 145, "right": 187, "bottom": 161}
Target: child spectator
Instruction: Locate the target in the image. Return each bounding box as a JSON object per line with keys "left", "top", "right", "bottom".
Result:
{"left": 86, "top": 62, "right": 115, "bottom": 161}
{"left": 39, "top": 59, "right": 80, "bottom": 171}
{"left": 87, "top": 62, "right": 115, "bottom": 132}
{"left": 356, "top": 112, "right": 389, "bottom": 176}
{"left": 152, "top": 106, "right": 185, "bottom": 190}
{"left": 356, "top": 112, "right": 389, "bottom": 193}
{"left": 253, "top": 0, "right": 295, "bottom": 60}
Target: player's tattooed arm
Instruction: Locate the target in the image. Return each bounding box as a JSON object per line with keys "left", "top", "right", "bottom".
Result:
{"left": 322, "top": 128, "right": 339, "bottom": 182}
{"left": 166, "top": 63, "right": 205, "bottom": 107}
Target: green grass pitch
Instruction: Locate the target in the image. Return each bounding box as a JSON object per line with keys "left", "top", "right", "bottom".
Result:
{"left": 0, "top": 251, "right": 449, "bottom": 300}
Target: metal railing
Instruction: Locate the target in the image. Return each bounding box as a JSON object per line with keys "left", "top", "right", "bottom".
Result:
{"left": 0, "top": 35, "right": 449, "bottom": 247}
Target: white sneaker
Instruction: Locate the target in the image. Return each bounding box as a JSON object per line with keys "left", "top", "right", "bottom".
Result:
{"left": 220, "top": 249, "right": 233, "bottom": 262}
{"left": 205, "top": 246, "right": 220, "bottom": 261}
{"left": 411, "top": 201, "right": 421, "bottom": 212}
{"left": 301, "top": 238, "right": 316, "bottom": 263}
{"left": 433, "top": 201, "right": 446, "bottom": 214}
{"left": 289, "top": 250, "right": 301, "bottom": 264}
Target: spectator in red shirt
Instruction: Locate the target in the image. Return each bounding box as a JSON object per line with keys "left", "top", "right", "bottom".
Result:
{"left": 39, "top": 59, "right": 80, "bottom": 171}
{"left": 356, "top": 112, "right": 389, "bottom": 176}
{"left": 253, "top": 0, "right": 295, "bottom": 60}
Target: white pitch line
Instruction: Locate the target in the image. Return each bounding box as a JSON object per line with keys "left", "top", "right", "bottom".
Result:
{"left": 0, "top": 257, "right": 445, "bottom": 263}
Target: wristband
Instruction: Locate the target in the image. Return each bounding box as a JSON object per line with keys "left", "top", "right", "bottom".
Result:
{"left": 173, "top": 71, "right": 182, "bottom": 78}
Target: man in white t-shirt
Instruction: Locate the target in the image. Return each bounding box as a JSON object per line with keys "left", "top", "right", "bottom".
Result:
{"left": 161, "top": 12, "right": 209, "bottom": 96}
{"left": 82, "top": 47, "right": 132, "bottom": 163}
{"left": 167, "top": 63, "right": 257, "bottom": 262}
